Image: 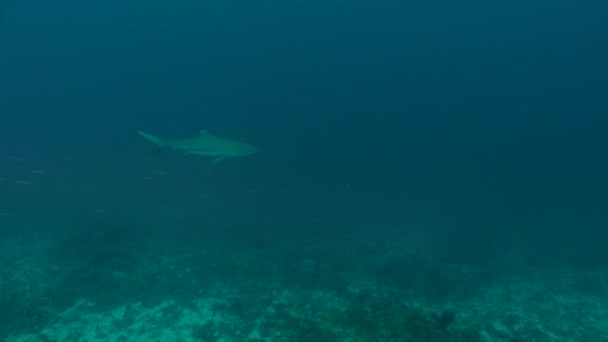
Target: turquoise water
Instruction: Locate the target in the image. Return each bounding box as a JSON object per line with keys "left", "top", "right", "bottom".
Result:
{"left": 1, "top": 0, "right": 607, "bottom": 340}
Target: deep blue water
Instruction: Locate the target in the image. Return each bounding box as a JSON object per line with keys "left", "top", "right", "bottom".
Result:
{"left": 1, "top": 0, "right": 608, "bottom": 266}
{"left": 2, "top": 1, "right": 608, "bottom": 340}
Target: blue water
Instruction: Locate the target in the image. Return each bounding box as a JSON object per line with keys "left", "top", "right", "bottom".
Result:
{"left": 1, "top": 0, "right": 607, "bottom": 340}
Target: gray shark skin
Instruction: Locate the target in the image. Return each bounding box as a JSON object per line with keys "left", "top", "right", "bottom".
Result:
{"left": 137, "top": 129, "right": 258, "bottom": 163}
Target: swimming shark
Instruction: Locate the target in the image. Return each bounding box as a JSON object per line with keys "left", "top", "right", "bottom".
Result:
{"left": 137, "top": 129, "right": 258, "bottom": 163}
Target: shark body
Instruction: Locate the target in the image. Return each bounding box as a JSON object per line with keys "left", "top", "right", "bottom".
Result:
{"left": 137, "top": 129, "right": 258, "bottom": 163}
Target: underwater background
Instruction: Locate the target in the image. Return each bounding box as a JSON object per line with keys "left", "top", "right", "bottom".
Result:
{"left": 1, "top": 0, "right": 607, "bottom": 340}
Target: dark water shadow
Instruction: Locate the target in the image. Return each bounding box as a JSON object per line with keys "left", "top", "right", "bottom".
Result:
{"left": 0, "top": 0, "right": 14, "bottom": 31}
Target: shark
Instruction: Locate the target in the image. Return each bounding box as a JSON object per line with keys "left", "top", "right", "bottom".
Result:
{"left": 137, "top": 129, "right": 258, "bottom": 163}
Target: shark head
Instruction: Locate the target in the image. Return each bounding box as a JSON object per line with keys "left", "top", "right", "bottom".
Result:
{"left": 233, "top": 142, "right": 258, "bottom": 156}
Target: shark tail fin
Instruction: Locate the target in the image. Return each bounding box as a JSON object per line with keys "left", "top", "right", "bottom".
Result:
{"left": 137, "top": 130, "right": 166, "bottom": 153}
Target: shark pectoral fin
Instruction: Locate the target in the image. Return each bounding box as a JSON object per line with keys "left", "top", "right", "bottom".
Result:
{"left": 212, "top": 156, "right": 226, "bottom": 163}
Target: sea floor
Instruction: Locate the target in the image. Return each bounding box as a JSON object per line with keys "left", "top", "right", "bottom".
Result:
{"left": 1, "top": 214, "right": 607, "bottom": 342}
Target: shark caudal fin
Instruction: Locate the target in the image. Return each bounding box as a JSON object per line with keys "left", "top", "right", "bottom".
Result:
{"left": 137, "top": 130, "right": 166, "bottom": 153}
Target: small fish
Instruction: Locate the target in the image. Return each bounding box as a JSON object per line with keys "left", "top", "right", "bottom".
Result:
{"left": 0, "top": 156, "right": 26, "bottom": 162}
